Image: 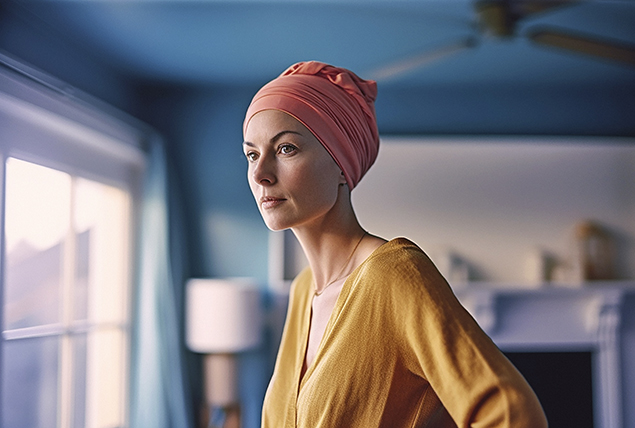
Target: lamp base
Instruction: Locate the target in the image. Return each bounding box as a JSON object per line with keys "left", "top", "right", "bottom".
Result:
{"left": 204, "top": 353, "right": 238, "bottom": 408}
{"left": 202, "top": 354, "right": 241, "bottom": 428}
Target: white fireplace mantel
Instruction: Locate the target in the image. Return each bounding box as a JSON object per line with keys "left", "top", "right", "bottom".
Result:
{"left": 455, "top": 281, "right": 635, "bottom": 428}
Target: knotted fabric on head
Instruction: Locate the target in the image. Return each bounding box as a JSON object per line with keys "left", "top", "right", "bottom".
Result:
{"left": 243, "top": 61, "right": 379, "bottom": 189}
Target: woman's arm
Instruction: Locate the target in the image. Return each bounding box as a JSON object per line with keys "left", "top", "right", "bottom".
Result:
{"left": 383, "top": 242, "right": 548, "bottom": 427}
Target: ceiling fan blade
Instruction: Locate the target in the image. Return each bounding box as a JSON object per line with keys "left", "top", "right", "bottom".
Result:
{"left": 513, "top": 0, "right": 582, "bottom": 17}
{"left": 367, "top": 37, "right": 478, "bottom": 82}
{"left": 528, "top": 27, "right": 635, "bottom": 66}
{"left": 475, "top": 0, "right": 581, "bottom": 37}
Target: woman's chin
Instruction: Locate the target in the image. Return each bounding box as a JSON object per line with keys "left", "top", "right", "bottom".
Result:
{"left": 263, "top": 218, "right": 290, "bottom": 232}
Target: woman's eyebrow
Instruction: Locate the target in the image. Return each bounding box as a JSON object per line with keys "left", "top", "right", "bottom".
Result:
{"left": 271, "top": 130, "right": 302, "bottom": 143}
{"left": 243, "top": 130, "right": 303, "bottom": 148}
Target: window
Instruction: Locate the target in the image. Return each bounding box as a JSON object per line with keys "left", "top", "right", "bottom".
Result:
{"left": 4, "top": 158, "right": 131, "bottom": 427}
{"left": 0, "top": 54, "right": 147, "bottom": 428}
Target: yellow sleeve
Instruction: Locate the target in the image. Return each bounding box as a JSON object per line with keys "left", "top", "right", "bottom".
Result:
{"left": 372, "top": 241, "right": 548, "bottom": 427}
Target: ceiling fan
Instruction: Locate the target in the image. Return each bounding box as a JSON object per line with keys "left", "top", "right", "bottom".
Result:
{"left": 367, "top": 0, "right": 635, "bottom": 82}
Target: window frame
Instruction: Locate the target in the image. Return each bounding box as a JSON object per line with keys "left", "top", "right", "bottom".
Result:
{"left": 0, "top": 52, "right": 150, "bottom": 428}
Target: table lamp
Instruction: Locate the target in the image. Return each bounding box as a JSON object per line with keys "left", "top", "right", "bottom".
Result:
{"left": 186, "top": 278, "right": 263, "bottom": 428}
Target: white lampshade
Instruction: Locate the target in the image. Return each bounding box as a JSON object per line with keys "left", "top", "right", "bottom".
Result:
{"left": 186, "top": 278, "right": 262, "bottom": 354}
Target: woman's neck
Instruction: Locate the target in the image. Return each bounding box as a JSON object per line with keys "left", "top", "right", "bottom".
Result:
{"left": 290, "top": 184, "right": 387, "bottom": 292}
{"left": 292, "top": 211, "right": 366, "bottom": 290}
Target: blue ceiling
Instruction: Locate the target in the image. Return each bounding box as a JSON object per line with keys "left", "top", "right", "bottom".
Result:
{"left": 1, "top": 0, "right": 634, "bottom": 137}
{"left": 6, "top": 0, "right": 635, "bottom": 88}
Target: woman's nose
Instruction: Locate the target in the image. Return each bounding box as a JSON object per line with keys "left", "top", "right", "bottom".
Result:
{"left": 252, "top": 156, "right": 276, "bottom": 186}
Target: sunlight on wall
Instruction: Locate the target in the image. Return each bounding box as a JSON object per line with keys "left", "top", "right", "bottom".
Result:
{"left": 353, "top": 138, "right": 635, "bottom": 283}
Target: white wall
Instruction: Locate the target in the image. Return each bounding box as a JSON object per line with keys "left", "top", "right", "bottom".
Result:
{"left": 352, "top": 137, "right": 635, "bottom": 284}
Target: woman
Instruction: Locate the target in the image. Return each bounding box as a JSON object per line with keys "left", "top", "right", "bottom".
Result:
{"left": 243, "top": 61, "right": 547, "bottom": 428}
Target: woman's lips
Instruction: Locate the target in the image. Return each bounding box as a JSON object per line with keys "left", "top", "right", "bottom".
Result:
{"left": 260, "top": 196, "right": 286, "bottom": 210}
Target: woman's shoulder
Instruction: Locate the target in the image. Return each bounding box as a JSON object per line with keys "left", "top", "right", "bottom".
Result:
{"left": 355, "top": 237, "right": 449, "bottom": 298}
{"left": 363, "top": 237, "right": 435, "bottom": 271}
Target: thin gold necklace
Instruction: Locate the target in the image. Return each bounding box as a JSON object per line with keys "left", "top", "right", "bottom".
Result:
{"left": 314, "top": 232, "right": 367, "bottom": 296}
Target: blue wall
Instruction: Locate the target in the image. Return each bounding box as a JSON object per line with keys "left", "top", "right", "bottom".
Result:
{"left": 134, "top": 77, "right": 635, "bottom": 282}
{"left": 134, "top": 84, "right": 270, "bottom": 282}
{"left": 375, "top": 83, "right": 635, "bottom": 136}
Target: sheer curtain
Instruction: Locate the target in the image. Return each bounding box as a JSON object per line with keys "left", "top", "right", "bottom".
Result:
{"left": 130, "top": 137, "right": 194, "bottom": 428}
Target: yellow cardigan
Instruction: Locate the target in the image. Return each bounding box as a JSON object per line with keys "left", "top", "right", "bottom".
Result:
{"left": 262, "top": 238, "right": 547, "bottom": 428}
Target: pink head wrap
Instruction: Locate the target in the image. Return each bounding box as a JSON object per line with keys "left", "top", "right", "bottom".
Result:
{"left": 243, "top": 61, "right": 379, "bottom": 189}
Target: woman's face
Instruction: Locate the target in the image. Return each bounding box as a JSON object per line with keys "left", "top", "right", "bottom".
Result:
{"left": 243, "top": 109, "right": 344, "bottom": 231}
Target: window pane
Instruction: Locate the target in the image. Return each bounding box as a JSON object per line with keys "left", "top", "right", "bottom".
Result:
{"left": 86, "top": 328, "right": 127, "bottom": 428}
{"left": 1, "top": 336, "right": 59, "bottom": 428}
{"left": 74, "top": 178, "right": 130, "bottom": 324}
{"left": 72, "top": 334, "right": 88, "bottom": 428}
{"left": 74, "top": 230, "right": 90, "bottom": 321}
{"left": 4, "top": 158, "right": 71, "bottom": 329}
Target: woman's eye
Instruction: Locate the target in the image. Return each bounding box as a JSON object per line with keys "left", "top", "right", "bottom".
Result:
{"left": 246, "top": 151, "right": 258, "bottom": 162}
{"left": 279, "top": 144, "right": 296, "bottom": 155}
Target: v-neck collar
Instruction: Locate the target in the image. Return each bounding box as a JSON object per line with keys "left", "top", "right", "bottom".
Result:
{"left": 296, "top": 238, "right": 408, "bottom": 391}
